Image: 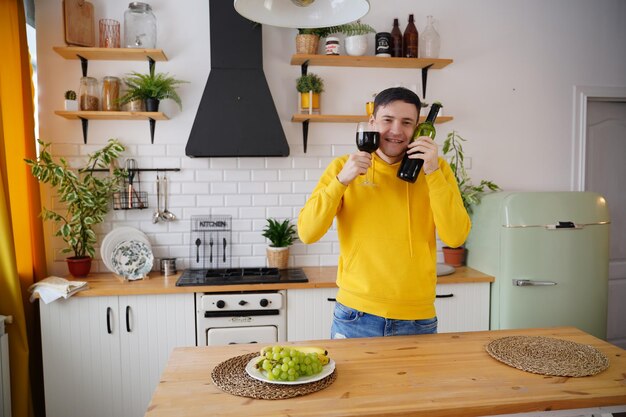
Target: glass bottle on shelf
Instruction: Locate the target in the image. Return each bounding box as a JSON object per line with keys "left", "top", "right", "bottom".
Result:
{"left": 79, "top": 76, "right": 99, "bottom": 111}
{"left": 403, "top": 14, "right": 418, "bottom": 58}
{"left": 419, "top": 15, "right": 441, "bottom": 58}
{"left": 124, "top": 2, "right": 157, "bottom": 48}
{"left": 101, "top": 76, "right": 121, "bottom": 111}
{"left": 391, "top": 18, "right": 403, "bottom": 57}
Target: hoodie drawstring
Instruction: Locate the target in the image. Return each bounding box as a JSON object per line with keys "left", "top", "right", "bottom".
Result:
{"left": 406, "top": 181, "right": 414, "bottom": 257}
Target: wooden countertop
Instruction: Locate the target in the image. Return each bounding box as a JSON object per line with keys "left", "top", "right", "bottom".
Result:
{"left": 67, "top": 266, "right": 494, "bottom": 297}
{"left": 145, "top": 327, "right": 626, "bottom": 417}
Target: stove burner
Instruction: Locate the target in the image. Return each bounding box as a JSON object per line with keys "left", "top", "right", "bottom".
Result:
{"left": 175, "top": 267, "right": 308, "bottom": 286}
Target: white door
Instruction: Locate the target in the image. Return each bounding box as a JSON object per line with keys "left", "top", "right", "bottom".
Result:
{"left": 287, "top": 288, "right": 337, "bottom": 341}
{"left": 585, "top": 99, "right": 626, "bottom": 348}
{"left": 40, "top": 296, "right": 123, "bottom": 417}
{"left": 119, "top": 294, "right": 195, "bottom": 417}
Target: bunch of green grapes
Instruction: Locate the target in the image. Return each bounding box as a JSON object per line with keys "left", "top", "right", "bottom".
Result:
{"left": 256, "top": 346, "right": 324, "bottom": 381}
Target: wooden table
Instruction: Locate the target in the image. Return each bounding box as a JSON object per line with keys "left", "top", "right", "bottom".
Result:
{"left": 145, "top": 327, "right": 626, "bottom": 417}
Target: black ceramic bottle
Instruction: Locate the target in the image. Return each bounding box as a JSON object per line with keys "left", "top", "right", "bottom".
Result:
{"left": 397, "top": 102, "right": 442, "bottom": 183}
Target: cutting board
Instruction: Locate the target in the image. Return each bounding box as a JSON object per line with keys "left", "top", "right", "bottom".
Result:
{"left": 63, "top": 0, "right": 95, "bottom": 47}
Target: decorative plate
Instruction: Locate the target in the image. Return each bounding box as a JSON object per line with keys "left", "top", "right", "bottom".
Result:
{"left": 244, "top": 356, "right": 336, "bottom": 385}
{"left": 111, "top": 239, "right": 153, "bottom": 280}
{"left": 101, "top": 227, "right": 150, "bottom": 273}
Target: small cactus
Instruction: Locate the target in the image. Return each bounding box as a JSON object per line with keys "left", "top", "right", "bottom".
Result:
{"left": 65, "top": 90, "right": 77, "bottom": 100}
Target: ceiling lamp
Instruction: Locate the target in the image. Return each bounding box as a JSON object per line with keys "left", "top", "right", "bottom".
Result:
{"left": 233, "top": 0, "right": 370, "bottom": 29}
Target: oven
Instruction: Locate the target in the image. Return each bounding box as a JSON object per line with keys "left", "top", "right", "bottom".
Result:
{"left": 195, "top": 291, "right": 287, "bottom": 346}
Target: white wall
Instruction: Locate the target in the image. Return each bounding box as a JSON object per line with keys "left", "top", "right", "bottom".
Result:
{"left": 35, "top": 0, "right": 626, "bottom": 275}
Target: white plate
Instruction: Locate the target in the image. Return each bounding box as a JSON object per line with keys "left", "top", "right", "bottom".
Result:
{"left": 111, "top": 239, "right": 154, "bottom": 280}
{"left": 436, "top": 263, "right": 456, "bottom": 277}
{"left": 245, "top": 356, "right": 335, "bottom": 385}
{"left": 101, "top": 227, "right": 150, "bottom": 273}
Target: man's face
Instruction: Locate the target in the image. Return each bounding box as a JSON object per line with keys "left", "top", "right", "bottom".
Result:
{"left": 371, "top": 100, "right": 419, "bottom": 164}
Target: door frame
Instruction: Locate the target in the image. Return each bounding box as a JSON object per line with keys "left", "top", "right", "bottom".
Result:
{"left": 571, "top": 85, "right": 626, "bottom": 191}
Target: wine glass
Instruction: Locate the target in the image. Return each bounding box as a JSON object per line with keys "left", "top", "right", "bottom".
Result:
{"left": 355, "top": 121, "right": 380, "bottom": 186}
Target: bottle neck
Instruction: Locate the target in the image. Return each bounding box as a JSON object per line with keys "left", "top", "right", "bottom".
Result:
{"left": 408, "top": 14, "right": 414, "bottom": 23}
{"left": 394, "top": 18, "right": 399, "bottom": 27}
{"left": 424, "top": 103, "right": 441, "bottom": 124}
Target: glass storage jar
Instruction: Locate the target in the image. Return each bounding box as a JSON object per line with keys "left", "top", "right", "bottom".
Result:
{"left": 124, "top": 2, "right": 157, "bottom": 48}
{"left": 79, "top": 76, "right": 99, "bottom": 111}
{"left": 101, "top": 76, "right": 121, "bottom": 111}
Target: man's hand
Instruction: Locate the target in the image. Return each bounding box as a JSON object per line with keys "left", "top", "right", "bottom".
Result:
{"left": 406, "top": 136, "right": 439, "bottom": 175}
{"left": 336, "top": 152, "right": 372, "bottom": 185}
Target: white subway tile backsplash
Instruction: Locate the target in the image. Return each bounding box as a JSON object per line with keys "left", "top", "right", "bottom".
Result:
{"left": 182, "top": 182, "right": 210, "bottom": 194}
{"left": 293, "top": 181, "right": 318, "bottom": 193}
{"left": 239, "top": 207, "right": 266, "bottom": 219}
{"left": 278, "top": 169, "right": 305, "bottom": 181}
{"left": 224, "top": 169, "right": 251, "bottom": 181}
{"left": 240, "top": 231, "right": 266, "bottom": 244}
{"left": 225, "top": 195, "right": 252, "bottom": 206}
{"left": 211, "top": 182, "right": 238, "bottom": 194}
{"left": 266, "top": 182, "right": 292, "bottom": 193}
{"left": 251, "top": 170, "right": 278, "bottom": 181}
{"left": 266, "top": 207, "right": 292, "bottom": 219}
{"left": 253, "top": 194, "right": 279, "bottom": 206}
{"left": 238, "top": 158, "right": 265, "bottom": 169}
{"left": 292, "top": 157, "right": 321, "bottom": 169}
{"left": 279, "top": 194, "right": 305, "bottom": 206}
{"left": 196, "top": 170, "right": 223, "bottom": 181}
{"left": 197, "top": 194, "right": 224, "bottom": 207}
{"left": 266, "top": 158, "right": 292, "bottom": 169}
{"left": 239, "top": 182, "right": 266, "bottom": 194}
{"left": 210, "top": 158, "right": 237, "bottom": 169}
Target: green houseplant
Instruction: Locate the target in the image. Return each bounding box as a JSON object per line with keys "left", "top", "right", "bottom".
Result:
{"left": 262, "top": 218, "right": 297, "bottom": 269}
{"left": 296, "top": 73, "right": 324, "bottom": 114}
{"left": 118, "top": 67, "right": 187, "bottom": 112}
{"left": 25, "top": 139, "right": 126, "bottom": 276}
{"left": 441, "top": 130, "right": 500, "bottom": 266}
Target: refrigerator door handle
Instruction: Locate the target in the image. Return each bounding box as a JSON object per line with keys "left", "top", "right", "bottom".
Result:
{"left": 512, "top": 279, "right": 557, "bottom": 287}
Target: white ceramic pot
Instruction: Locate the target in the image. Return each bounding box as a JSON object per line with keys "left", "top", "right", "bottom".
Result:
{"left": 344, "top": 35, "right": 368, "bottom": 56}
{"left": 64, "top": 99, "right": 78, "bottom": 111}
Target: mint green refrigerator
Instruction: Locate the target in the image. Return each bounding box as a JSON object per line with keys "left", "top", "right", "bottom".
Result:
{"left": 465, "top": 192, "right": 610, "bottom": 339}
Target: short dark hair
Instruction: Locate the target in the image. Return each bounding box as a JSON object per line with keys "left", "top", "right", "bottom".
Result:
{"left": 373, "top": 87, "right": 421, "bottom": 117}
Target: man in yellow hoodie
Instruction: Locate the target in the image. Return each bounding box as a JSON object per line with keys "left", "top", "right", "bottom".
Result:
{"left": 298, "top": 87, "right": 470, "bottom": 338}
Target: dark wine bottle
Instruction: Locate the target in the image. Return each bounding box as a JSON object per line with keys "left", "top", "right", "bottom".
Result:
{"left": 391, "top": 18, "right": 403, "bottom": 58}
{"left": 397, "top": 102, "right": 442, "bottom": 183}
{"left": 403, "top": 14, "right": 418, "bottom": 58}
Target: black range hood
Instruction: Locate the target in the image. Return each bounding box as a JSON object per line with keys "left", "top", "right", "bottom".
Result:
{"left": 186, "top": 1, "right": 289, "bottom": 157}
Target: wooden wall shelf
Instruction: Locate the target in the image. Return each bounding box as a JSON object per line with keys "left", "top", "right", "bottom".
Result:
{"left": 290, "top": 55, "right": 452, "bottom": 69}
{"left": 291, "top": 114, "right": 453, "bottom": 124}
{"left": 53, "top": 47, "right": 168, "bottom": 62}
{"left": 55, "top": 111, "right": 168, "bottom": 121}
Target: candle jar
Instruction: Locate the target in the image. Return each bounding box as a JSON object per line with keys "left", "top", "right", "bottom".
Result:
{"left": 79, "top": 77, "right": 99, "bottom": 111}
{"left": 325, "top": 37, "right": 340, "bottom": 55}
{"left": 124, "top": 2, "right": 157, "bottom": 48}
{"left": 99, "top": 19, "right": 120, "bottom": 48}
{"left": 101, "top": 76, "right": 121, "bottom": 111}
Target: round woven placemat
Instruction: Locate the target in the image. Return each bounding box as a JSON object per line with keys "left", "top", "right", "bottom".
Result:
{"left": 211, "top": 352, "right": 337, "bottom": 400}
{"left": 486, "top": 336, "right": 609, "bottom": 377}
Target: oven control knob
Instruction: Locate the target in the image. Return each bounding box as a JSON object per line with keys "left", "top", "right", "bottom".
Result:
{"left": 259, "top": 299, "right": 269, "bottom": 307}
{"left": 238, "top": 300, "right": 247, "bottom": 306}
{"left": 216, "top": 300, "right": 225, "bottom": 309}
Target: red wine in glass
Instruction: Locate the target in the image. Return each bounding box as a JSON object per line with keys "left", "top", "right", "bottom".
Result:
{"left": 356, "top": 131, "right": 380, "bottom": 153}
{"left": 355, "top": 122, "right": 380, "bottom": 185}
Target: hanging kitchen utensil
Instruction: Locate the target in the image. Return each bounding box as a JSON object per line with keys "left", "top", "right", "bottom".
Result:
{"left": 160, "top": 174, "right": 177, "bottom": 221}
{"left": 126, "top": 158, "right": 137, "bottom": 209}
{"left": 152, "top": 172, "right": 161, "bottom": 223}
{"left": 63, "top": 0, "right": 95, "bottom": 47}
{"left": 223, "top": 237, "right": 227, "bottom": 263}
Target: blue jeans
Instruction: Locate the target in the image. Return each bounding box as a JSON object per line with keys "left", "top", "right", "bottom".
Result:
{"left": 331, "top": 301, "right": 438, "bottom": 339}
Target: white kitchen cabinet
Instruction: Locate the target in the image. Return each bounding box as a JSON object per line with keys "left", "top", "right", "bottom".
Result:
{"left": 435, "top": 283, "right": 490, "bottom": 333}
{"left": 287, "top": 287, "right": 338, "bottom": 341}
{"left": 287, "top": 283, "right": 490, "bottom": 341}
{"left": 40, "top": 293, "right": 195, "bottom": 417}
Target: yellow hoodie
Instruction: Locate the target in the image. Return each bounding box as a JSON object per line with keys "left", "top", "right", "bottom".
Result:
{"left": 298, "top": 153, "right": 470, "bottom": 320}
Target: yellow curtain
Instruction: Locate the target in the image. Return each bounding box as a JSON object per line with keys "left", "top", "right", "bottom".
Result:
{"left": 0, "top": 1, "right": 48, "bottom": 417}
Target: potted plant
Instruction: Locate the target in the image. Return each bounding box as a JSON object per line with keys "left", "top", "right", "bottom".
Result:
{"left": 295, "top": 25, "right": 344, "bottom": 54}
{"left": 296, "top": 73, "right": 324, "bottom": 114}
{"left": 25, "top": 139, "right": 127, "bottom": 277}
{"left": 118, "top": 67, "right": 187, "bottom": 112}
{"left": 441, "top": 130, "right": 500, "bottom": 266}
{"left": 64, "top": 90, "right": 78, "bottom": 111}
{"left": 262, "top": 218, "right": 297, "bottom": 269}
{"left": 341, "top": 21, "right": 376, "bottom": 56}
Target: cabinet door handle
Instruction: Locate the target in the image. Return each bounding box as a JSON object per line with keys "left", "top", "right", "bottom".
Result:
{"left": 327, "top": 298, "right": 336, "bottom": 302}
{"left": 106, "top": 307, "right": 112, "bottom": 334}
{"left": 126, "top": 305, "right": 132, "bottom": 333}
{"left": 436, "top": 294, "right": 454, "bottom": 298}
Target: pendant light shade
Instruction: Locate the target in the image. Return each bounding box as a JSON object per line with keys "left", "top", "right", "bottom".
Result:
{"left": 233, "top": 0, "right": 370, "bottom": 29}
